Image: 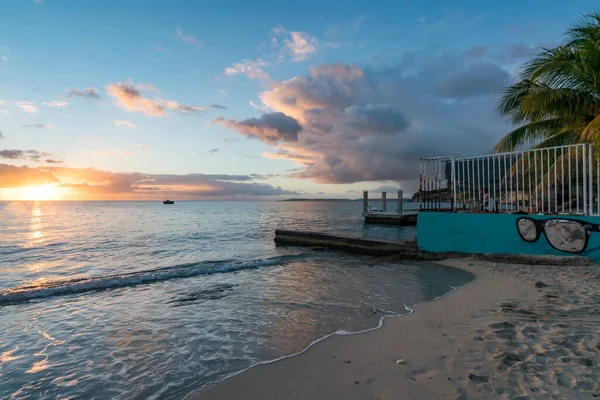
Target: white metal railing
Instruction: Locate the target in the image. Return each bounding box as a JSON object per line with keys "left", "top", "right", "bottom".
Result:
{"left": 420, "top": 144, "right": 599, "bottom": 216}
{"left": 419, "top": 156, "right": 454, "bottom": 211}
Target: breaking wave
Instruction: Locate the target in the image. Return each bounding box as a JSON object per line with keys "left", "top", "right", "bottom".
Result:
{"left": 0, "top": 254, "right": 304, "bottom": 306}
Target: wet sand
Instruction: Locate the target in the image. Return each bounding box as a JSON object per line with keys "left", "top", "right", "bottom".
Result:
{"left": 194, "top": 258, "right": 600, "bottom": 399}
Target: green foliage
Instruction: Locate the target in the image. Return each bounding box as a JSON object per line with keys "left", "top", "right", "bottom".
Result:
{"left": 495, "top": 11, "right": 600, "bottom": 153}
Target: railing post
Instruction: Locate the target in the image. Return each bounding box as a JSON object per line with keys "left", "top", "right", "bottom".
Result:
{"left": 590, "top": 144, "right": 594, "bottom": 215}
{"left": 451, "top": 158, "right": 456, "bottom": 212}
{"left": 584, "top": 144, "right": 588, "bottom": 215}
{"left": 419, "top": 159, "right": 423, "bottom": 211}
{"left": 397, "top": 190, "right": 403, "bottom": 216}
{"left": 363, "top": 191, "right": 368, "bottom": 215}
{"left": 382, "top": 191, "right": 387, "bottom": 212}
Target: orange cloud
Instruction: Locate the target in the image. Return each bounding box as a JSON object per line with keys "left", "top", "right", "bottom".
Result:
{"left": 262, "top": 150, "right": 314, "bottom": 166}
{"left": 106, "top": 81, "right": 225, "bottom": 117}
{"left": 0, "top": 164, "right": 297, "bottom": 200}
{"left": 120, "top": 150, "right": 136, "bottom": 155}
{"left": 94, "top": 151, "right": 110, "bottom": 155}
{"left": 0, "top": 164, "right": 59, "bottom": 187}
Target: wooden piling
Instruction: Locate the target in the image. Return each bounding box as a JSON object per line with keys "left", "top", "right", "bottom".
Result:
{"left": 382, "top": 191, "right": 387, "bottom": 212}
{"left": 363, "top": 191, "right": 368, "bottom": 214}
{"left": 398, "top": 190, "right": 403, "bottom": 215}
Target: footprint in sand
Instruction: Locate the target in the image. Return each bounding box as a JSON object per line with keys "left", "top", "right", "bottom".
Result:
{"left": 555, "top": 371, "right": 576, "bottom": 388}
{"left": 468, "top": 373, "right": 490, "bottom": 384}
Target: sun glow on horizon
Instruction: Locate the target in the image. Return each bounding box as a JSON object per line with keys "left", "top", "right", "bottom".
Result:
{"left": 17, "top": 185, "right": 60, "bottom": 201}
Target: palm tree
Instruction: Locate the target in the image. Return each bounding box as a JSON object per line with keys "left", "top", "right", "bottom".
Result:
{"left": 495, "top": 12, "right": 600, "bottom": 152}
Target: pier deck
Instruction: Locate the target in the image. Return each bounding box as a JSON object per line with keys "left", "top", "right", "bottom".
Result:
{"left": 363, "top": 212, "right": 418, "bottom": 226}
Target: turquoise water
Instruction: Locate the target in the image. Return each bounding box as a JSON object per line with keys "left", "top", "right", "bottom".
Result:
{"left": 0, "top": 201, "right": 474, "bottom": 399}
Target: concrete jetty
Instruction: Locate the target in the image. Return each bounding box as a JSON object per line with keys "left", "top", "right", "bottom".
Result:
{"left": 274, "top": 229, "right": 418, "bottom": 256}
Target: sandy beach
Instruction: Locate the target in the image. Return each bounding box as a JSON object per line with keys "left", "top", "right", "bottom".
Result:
{"left": 195, "top": 258, "right": 600, "bottom": 399}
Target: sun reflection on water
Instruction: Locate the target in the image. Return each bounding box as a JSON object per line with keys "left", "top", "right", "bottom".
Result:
{"left": 29, "top": 203, "right": 44, "bottom": 246}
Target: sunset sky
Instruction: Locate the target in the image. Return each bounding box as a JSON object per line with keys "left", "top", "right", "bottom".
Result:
{"left": 0, "top": 0, "right": 596, "bottom": 200}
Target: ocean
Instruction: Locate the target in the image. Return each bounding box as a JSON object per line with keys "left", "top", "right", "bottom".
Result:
{"left": 0, "top": 201, "right": 474, "bottom": 399}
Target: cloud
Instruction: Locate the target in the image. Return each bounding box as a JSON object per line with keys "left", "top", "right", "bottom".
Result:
{"left": 212, "top": 112, "right": 302, "bottom": 143}
{"left": 1, "top": 56, "right": 7, "bottom": 61}
{"left": 0, "top": 164, "right": 59, "bottom": 187}
{"left": 43, "top": 100, "right": 69, "bottom": 108}
{"left": 262, "top": 149, "right": 314, "bottom": 166}
{"left": 22, "top": 123, "right": 52, "bottom": 129}
{"left": 0, "top": 109, "right": 9, "bottom": 116}
{"left": 120, "top": 150, "right": 136, "bottom": 155}
{"left": 67, "top": 88, "right": 100, "bottom": 99}
{"left": 136, "top": 83, "right": 160, "bottom": 93}
{"left": 94, "top": 151, "right": 110, "bottom": 155}
{"left": 106, "top": 81, "right": 225, "bottom": 116}
{"left": 114, "top": 120, "right": 137, "bottom": 129}
{"left": 45, "top": 159, "right": 63, "bottom": 164}
{"left": 223, "top": 59, "right": 268, "bottom": 76}
{"left": 371, "top": 186, "right": 400, "bottom": 193}
{"left": 462, "top": 46, "right": 488, "bottom": 59}
{"left": 218, "top": 56, "right": 512, "bottom": 191}
{"left": 491, "top": 43, "right": 549, "bottom": 64}
{"left": 461, "top": 43, "right": 554, "bottom": 64}
{"left": 219, "top": 89, "right": 227, "bottom": 94}
{"left": 0, "top": 149, "right": 60, "bottom": 163}
{"left": 344, "top": 104, "right": 408, "bottom": 135}
{"left": 177, "top": 27, "right": 200, "bottom": 46}
{"left": 249, "top": 101, "right": 269, "bottom": 111}
{"left": 273, "top": 26, "right": 319, "bottom": 62}
{"left": 223, "top": 59, "right": 271, "bottom": 82}
{"left": 435, "top": 62, "right": 511, "bottom": 99}
{"left": 155, "top": 44, "right": 169, "bottom": 53}
{"left": 17, "top": 101, "right": 38, "bottom": 114}
{"left": 138, "top": 145, "right": 148, "bottom": 152}
{"left": 209, "top": 148, "right": 220, "bottom": 153}
{"left": 0, "top": 165, "right": 297, "bottom": 199}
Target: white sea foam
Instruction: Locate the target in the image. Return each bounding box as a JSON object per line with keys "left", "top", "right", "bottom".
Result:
{"left": 0, "top": 254, "right": 304, "bottom": 305}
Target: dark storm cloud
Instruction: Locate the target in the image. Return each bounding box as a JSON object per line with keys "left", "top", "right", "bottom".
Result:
{"left": 212, "top": 112, "right": 302, "bottom": 143}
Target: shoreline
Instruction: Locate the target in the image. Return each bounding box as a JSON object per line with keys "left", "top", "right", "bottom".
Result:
{"left": 194, "top": 258, "right": 600, "bottom": 399}
{"left": 191, "top": 275, "right": 461, "bottom": 398}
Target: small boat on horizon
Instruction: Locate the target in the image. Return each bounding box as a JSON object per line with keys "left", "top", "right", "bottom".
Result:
{"left": 163, "top": 200, "right": 175, "bottom": 204}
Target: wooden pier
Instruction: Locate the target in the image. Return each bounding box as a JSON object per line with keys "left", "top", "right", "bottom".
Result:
{"left": 362, "top": 190, "right": 418, "bottom": 226}
{"left": 363, "top": 212, "right": 418, "bottom": 225}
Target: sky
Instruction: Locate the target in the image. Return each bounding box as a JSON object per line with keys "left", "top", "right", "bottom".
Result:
{"left": 0, "top": 0, "right": 597, "bottom": 200}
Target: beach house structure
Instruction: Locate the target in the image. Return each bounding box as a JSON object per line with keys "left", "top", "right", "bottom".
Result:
{"left": 417, "top": 144, "right": 600, "bottom": 261}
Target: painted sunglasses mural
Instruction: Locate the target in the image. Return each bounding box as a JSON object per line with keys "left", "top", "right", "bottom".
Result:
{"left": 516, "top": 217, "right": 600, "bottom": 254}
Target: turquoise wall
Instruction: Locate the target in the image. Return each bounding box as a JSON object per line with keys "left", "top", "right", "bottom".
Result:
{"left": 417, "top": 212, "right": 600, "bottom": 261}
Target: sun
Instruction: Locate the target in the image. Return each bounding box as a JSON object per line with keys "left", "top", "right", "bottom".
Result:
{"left": 21, "top": 184, "right": 59, "bottom": 201}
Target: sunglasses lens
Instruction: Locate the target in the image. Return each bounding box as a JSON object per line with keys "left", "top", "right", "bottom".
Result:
{"left": 544, "top": 220, "right": 587, "bottom": 253}
{"left": 517, "top": 219, "right": 538, "bottom": 242}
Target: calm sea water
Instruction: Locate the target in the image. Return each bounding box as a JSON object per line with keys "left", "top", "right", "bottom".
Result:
{"left": 0, "top": 201, "right": 474, "bottom": 399}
